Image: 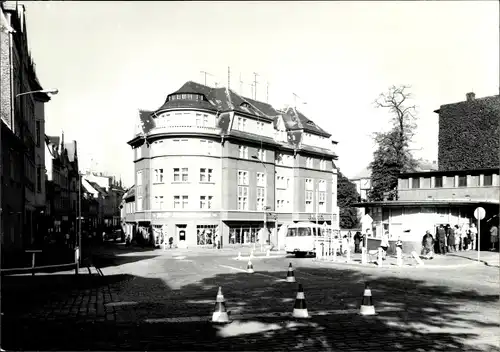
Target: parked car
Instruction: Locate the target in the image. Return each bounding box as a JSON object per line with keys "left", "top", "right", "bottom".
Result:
{"left": 104, "top": 230, "right": 120, "bottom": 241}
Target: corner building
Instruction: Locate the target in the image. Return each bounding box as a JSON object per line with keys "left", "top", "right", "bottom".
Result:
{"left": 126, "top": 81, "right": 339, "bottom": 248}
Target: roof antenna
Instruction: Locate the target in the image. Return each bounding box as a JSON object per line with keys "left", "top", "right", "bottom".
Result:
{"left": 253, "top": 72, "right": 259, "bottom": 100}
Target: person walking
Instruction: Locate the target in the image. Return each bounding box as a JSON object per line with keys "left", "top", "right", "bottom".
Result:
{"left": 380, "top": 231, "right": 390, "bottom": 260}
{"left": 490, "top": 224, "right": 498, "bottom": 251}
{"left": 354, "top": 231, "right": 362, "bottom": 254}
{"left": 469, "top": 223, "right": 478, "bottom": 251}
{"left": 437, "top": 225, "right": 446, "bottom": 254}
{"left": 448, "top": 226, "right": 456, "bottom": 252}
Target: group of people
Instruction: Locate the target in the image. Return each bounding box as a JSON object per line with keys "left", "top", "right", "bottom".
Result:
{"left": 421, "top": 223, "right": 499, "bottom": 256}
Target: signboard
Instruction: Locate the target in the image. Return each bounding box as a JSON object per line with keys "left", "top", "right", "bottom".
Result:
{"left": 474, "top": 207, "right": 486, "bottom": 220}
{"left": 217, "top": 112, "right": 232, "bottom": 135}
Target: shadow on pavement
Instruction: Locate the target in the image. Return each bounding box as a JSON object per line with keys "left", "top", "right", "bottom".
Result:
{"left": 2, "top": 262, "right": 499, "bottom": 351}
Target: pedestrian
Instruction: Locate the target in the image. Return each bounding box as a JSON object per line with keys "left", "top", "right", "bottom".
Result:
{"left": 354, "top": 231, "right": 361, "bottom": 253}
{"left": 448, "top": 226, "right": 456, "bottom": 252}
{"left": 380, "top": 231, "right": 389, "bottom": 260}
{"left": 424, "top": 231, "right": 435, "bottom": 258}
{"left": 437, "top": 224, "right": 446, "bottom": 254}
{"left": 395, "top": 236, "right": 403, "bottom": 252}
{"left": 490, "top": 224, "right": 498, "bottom": 251}
{"left": 469, "top": 223, "right": 478, "bottom": 251}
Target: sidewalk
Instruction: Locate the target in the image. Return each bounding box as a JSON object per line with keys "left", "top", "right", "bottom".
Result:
{"left": 311, "top": 251, "right": 484, "bottom": 269}
{"left": 447, "top": 250, "right": 500, "bottom": 268}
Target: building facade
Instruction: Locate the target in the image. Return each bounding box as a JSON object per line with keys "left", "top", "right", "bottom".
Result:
{"left": 125, "top": 81, "right": 339, "bottom": 248}
{"left": 355, "top": 92, "right": 500, "bottom": 253}
{"left": 44, "top": 134, "right": 71, "bottom": 240}
{"left": 1, "top": 2, "right": 51, "bottom": 251}
{"left": 436, "top": 92, "right": 500, "bottom": 171}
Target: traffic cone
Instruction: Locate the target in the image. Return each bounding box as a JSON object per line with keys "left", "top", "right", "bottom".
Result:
{"left": 292, "top": 284, "right": 309, "bottom": 318}
{"left": 359, "top": 282, "right": 376, "bottom": 316}
{"left": 247, "top": 260, "right": 254, "bottom": 274}
{"left": 286, "top": 263, "right": 296, "bottom": 283}
{"left": 211, "top": 287, "right": 230, "bottom": 324}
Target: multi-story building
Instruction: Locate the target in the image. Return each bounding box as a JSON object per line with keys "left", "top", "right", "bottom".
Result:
{"left": 355, "top": 92, "right": 500, "bottom": 252}
{"left": 83, "top": 172, "right": 125, "bottom": 233}
{"left": 1, "top": 2, "right": 52, "bottom": 250}
{"left": 125, "top": 81, "right": 339, "bottom": 248}
{"left": 435, "top": 92, "right": 499, "bottom": 171}
{"left": 44, "top": 134, "right": 71, "bottom": 239}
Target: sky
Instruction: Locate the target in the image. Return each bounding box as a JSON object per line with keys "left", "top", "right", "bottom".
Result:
{"left": 22, "top": 1, "right": 499, "bottom": 186}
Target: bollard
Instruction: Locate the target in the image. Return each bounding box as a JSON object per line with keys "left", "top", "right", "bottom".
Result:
{"left": 377, "top": 247, "right": 383, "bottom": 267}
{"left": 250, "top": 249, "right": 254, "bottom": 259}
{"left": 361, "top": 247, "right": 367, "bottom": 265}
{"left": 346, "top": 246, "right": 351, "bottom": 262}
{"left": 396, "top": 247, "right": 403, "bottom": 267}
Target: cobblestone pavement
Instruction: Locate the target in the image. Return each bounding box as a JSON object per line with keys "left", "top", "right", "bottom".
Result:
{"left": 2, "top": 247, "right": 499, "bottom": 351}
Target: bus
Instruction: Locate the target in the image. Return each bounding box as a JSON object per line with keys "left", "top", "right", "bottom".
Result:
{"left": 284, "top": 222, "right": 335, "bottom": 257}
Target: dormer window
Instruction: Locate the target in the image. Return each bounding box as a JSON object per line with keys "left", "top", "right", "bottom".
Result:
{"left": 307, "top": 121, "right": 315, "bottom": 126}
{"left": 241, "top": 102, "right": 251, "bottom": 108}
{"left": 168, "top": 94, "right": 204, "bottom": 102}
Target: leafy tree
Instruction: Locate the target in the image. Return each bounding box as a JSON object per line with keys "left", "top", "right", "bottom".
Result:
{"left": 337, "top": 170, "right": 360, "bottom": 229}
{"left": 368, "top": 85, "right": 419, "bottom": 201}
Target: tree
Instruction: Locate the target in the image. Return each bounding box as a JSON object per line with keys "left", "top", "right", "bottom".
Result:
{"left": 337, "top": 170, "right": 360, "bottom": 229}
{"left": 368, "top": 85, "right": 419, "bottom": 201}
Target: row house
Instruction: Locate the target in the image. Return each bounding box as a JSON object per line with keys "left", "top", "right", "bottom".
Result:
{"left": 1, "top": 2, "right": 53, "bottom": 251}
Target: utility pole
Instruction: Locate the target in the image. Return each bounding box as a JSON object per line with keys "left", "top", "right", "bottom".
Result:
{"left": 266, "top": 82, "right": 269, "bottom": 103}
{"left": 227, "top": 67, "right": 231, "bottom": 89}
{"left": 239, "top": 73, "right": 244, "bottom": 95}
{"left": 200, "top": 70, "right": 212, "bottom": 86}
{"left": 78, "top": 172, "right": 82, "bottom": 266}
{"left": 253, "top": 72, "right": 259, "bottom": 100}
{"left": 293, "top": 93, "right": 299, "bottom": 108}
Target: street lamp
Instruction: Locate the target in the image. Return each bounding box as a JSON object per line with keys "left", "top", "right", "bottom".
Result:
{"left": 251, "top": 155, "right": 270, "bottom": 250}
{"left": 16, "top": 88, "right": 59, "bottom": 98}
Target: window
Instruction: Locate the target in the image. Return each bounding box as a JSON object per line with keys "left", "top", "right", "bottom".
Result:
{"left": 239, "top": 145, "right": 248, "bottom": 159}
{"left": 174, "top": 195, "right": 180, "bottom": 209}
{"left": 237, "top": 117, "right": 247, "bottom": 131}
{"left": 434, "top": 176, "right": 443, "bottom": 188}
{"left": 411, "top": 178, "right": 420, "bottom": 189}
{"left": 35, "top": 121, "right": 41, "bottom": 147}
{"left": 238, "top": 186, "right": 249, "bottom": 210}
{"left": 200, "top": 168, "right": 213, "bottom": 182}
{"left": 257, "top": 187, "right": 265, "bottom": 210}
{"left": 318, "top": 179, "right": 326, "bottom": 192}
{"left": 276, "top": 199, "right": 285, "bottom": 210}
{"left": 318, "top": 191, "right": 326, "bottom": 212}
{"left": 257, "top": 121, "right": 265, "bottom": 133}
{"left": 470, "top": 175, "right": 480, "bottom": 187}
{"left": 174, "top": 195, "right": 188, "bottom": 209}
{"left": 136, "top": 171, "right": 143, "bottom": 197}
{"left": 155, "top": 196, "right": 164, "bottom": 210}
{"left": 256, "top": 172, "right": 265, "bottom": 187}
{"left": 36, "top": 166, "right": 42, "bottom": 192}
{"left": 306, "top": 157, "right": 313, "bottom": 168}
{"left": 458, "top": 175, "right": 467, "bottom": 187}
{"left": 238, "top": 170, "right": 249, "bottom": 185}
{"left": 173, "top": 168, "right": 180, "bottom": 182}
{"left": 305, "top": 178, "right": 313, "bottom": 191}
{"left": 200, "top": 140, "right": 215, "bottom": 155}
{"left": 320, "top": 160, "right": 327, "bottom": 170}
{"left": 483, "top": 175, "right": 493, "bottom": 186}
{"left": 257, "top": 148, "right": 265, "bottom": 162}
{"left": 136, "top": 197, "right": 143, "bottom": 211}
{"left": 305, "top": 191, "right": 313, "bottom": 212}
{"left": 199, "top": 195, "right": 213, "bottom": 209}
{"left": 197, "top": 225, "right": 218, "bottom": 245}
{"left": 154, "top": 168, "right": 164, "bottom": 183}
{"left": 182, "top": 168, "right": 189, "bottom": 182}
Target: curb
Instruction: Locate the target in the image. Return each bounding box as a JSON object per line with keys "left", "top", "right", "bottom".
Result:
{"left": 309, "top": 258, "right": 479, "bottom": 270}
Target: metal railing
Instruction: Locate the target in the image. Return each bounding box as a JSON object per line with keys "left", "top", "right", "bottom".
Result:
{"left": 0, "top": 248, "right": 79, "bottom": 276}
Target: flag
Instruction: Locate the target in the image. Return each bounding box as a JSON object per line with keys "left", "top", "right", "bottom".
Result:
{"left": 1, "top": 8, "right": 15, "bottom": 33}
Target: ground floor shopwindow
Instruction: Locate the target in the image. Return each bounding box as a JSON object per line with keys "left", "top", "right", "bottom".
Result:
{"left": 229, "top": 226, "right": 265, "bottom": 244}
{"left": 152, "top": 225, "right": 164, "bottom": 245}
{"left": 197, "top": 225, "right": 218, "bottom": 245}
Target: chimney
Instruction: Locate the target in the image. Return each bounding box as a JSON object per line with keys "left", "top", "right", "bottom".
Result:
{"left": 466, "top": 92, "right": 475, "bottom": 101}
